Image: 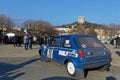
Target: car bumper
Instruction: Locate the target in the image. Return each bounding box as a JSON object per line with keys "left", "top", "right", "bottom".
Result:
{"left": 84, "top": 59, "right": 112, "bottom": 69}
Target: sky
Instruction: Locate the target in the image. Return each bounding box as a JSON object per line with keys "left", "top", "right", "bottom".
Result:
{"left": 0, "top": 0, "right": 120, "bottom": 27}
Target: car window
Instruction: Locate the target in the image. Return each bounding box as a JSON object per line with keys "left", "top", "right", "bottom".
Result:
{"left": 61, "top": 37, "right": 72, "bottom": 48}
{"left": 77, "top": 36, "right": 104, "bottom": 48}
{"left": 49, "top": 37, "right": 60, "bottom": 47}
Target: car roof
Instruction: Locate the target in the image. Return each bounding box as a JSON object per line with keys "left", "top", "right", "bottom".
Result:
{"left": 56, "top": 34, "right": 94, "bottom": 37}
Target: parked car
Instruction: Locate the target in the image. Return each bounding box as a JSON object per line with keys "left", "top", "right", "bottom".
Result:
{"left": 39, "top": 34, "right": 112, "bottom": 79}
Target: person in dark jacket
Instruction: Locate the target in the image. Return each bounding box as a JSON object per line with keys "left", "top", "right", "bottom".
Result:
{"left": 28, "top": 34, "right": 33, "bottom": 49}
{"left": 13, "top": 35, "right": 18, "bottom": 47}
{"left": 115, "top": 36, "right": 120, "bottom": 49}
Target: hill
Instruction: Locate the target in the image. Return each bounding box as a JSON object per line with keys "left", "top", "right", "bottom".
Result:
{"left": 57, "top": 21, "right": 102, "bottom": 28}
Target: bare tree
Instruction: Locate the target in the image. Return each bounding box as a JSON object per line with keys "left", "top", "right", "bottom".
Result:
{"left": 0, "top": 14, "right": 14, "bottom": 36}
{"left": 23, "top": 20, "right": 57, "bottom": 36}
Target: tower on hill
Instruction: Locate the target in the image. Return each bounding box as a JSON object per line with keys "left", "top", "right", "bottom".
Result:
{"left": 78, "top": 16, "right": 85, "bottom": 24}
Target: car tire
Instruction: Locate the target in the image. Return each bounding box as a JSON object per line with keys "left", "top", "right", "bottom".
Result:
{"left": 66, "top": 61, "right": 76, "bottom": 76}
{"left": 66, "top": 61, "right": 85, "bottom": 79}
{"left": 98, "top": 64, "right": 110, "bottom": 71}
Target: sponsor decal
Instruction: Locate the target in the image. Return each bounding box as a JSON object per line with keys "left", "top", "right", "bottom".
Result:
{"left": 59, "top": 50, "right": 78, "bottom": 57}
{"left": 59, "top": 50, "right": 68, "bottom": 56}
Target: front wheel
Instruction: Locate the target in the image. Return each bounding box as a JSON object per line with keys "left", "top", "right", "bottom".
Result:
{"left": 66, "top": 61, "right": 85, "bottom": 79}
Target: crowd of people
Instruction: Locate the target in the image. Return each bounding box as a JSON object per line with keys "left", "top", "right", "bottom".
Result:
{"left": 0, "top": 34, "right": 49, "bottom": 50}
{"left": 1, "top": 34, "right": 120, "bottom": 50}
{"left": 23, "top": 34, "right": 49, "bottom": 50}
{"left": 110, "top": 35, "right": 120, "bottom": 49}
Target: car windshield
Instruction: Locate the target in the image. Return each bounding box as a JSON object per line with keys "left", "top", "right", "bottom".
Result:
{"left": 77, "top": 36, "right": 104, "bottom": 48}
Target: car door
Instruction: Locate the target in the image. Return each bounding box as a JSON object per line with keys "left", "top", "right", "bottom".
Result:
{"left": 58, "top": 36, "right": 76, "bottom": 64}
{"left": 47, "top": 37, "right": 60, "bottom": 62}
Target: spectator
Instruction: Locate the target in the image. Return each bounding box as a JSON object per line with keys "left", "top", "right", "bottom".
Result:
{"left": 0, "top": 37, "right": 2, "bottom": 43}
{"left": 33, "top": 35, "right": 37, "bottom": 45}
{"left": 37, "top": 36, "right": 42, "bottom": 46}
{"left": 4, "top": 35, "right": 8, "bottom": 44}
{"left": 13, "top": 35, "right": 18, "bottom": 47}
{"left": 41, "top": 36, "right": 44, "bottom": 45}
{"left": 1, "top": 36, "right": 7, "bottom": 44}
{"left": 28, "top": 34, "right": 33, "bottom": 49}
{"left": 115, "top": 36, "right": 120, "bottom": 49}
{"left": 110, "top": 38, "right": 114, "bottom": 45}
{"left": 17, "top": 34, "right": 22, "bottom": 47}
{"left": 23, "top": 34, "right": 29, "bottom": 50}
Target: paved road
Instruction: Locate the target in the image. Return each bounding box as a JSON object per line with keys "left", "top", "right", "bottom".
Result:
{"left": 0, "top": 44, "right": 120, "bottom": 80}
{"left": 0, "top": 44, "right": 39, "bottom": 57}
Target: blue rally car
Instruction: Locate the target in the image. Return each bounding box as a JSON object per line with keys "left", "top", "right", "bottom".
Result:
{"left": 39, "top": 34, "right": 112, "bottom": 79}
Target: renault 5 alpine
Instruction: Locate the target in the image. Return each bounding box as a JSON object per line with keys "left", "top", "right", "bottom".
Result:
{"left": 39, "top": 34, "right": 112, "bottom": 79}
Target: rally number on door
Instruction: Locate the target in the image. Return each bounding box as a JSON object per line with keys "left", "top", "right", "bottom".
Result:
{"left": 47, "top": 48, "right": 53, "bottom": 58}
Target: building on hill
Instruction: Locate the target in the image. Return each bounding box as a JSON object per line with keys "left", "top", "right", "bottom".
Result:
{"left": 55, "top": 27, "right": 72, "bottom": 34}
